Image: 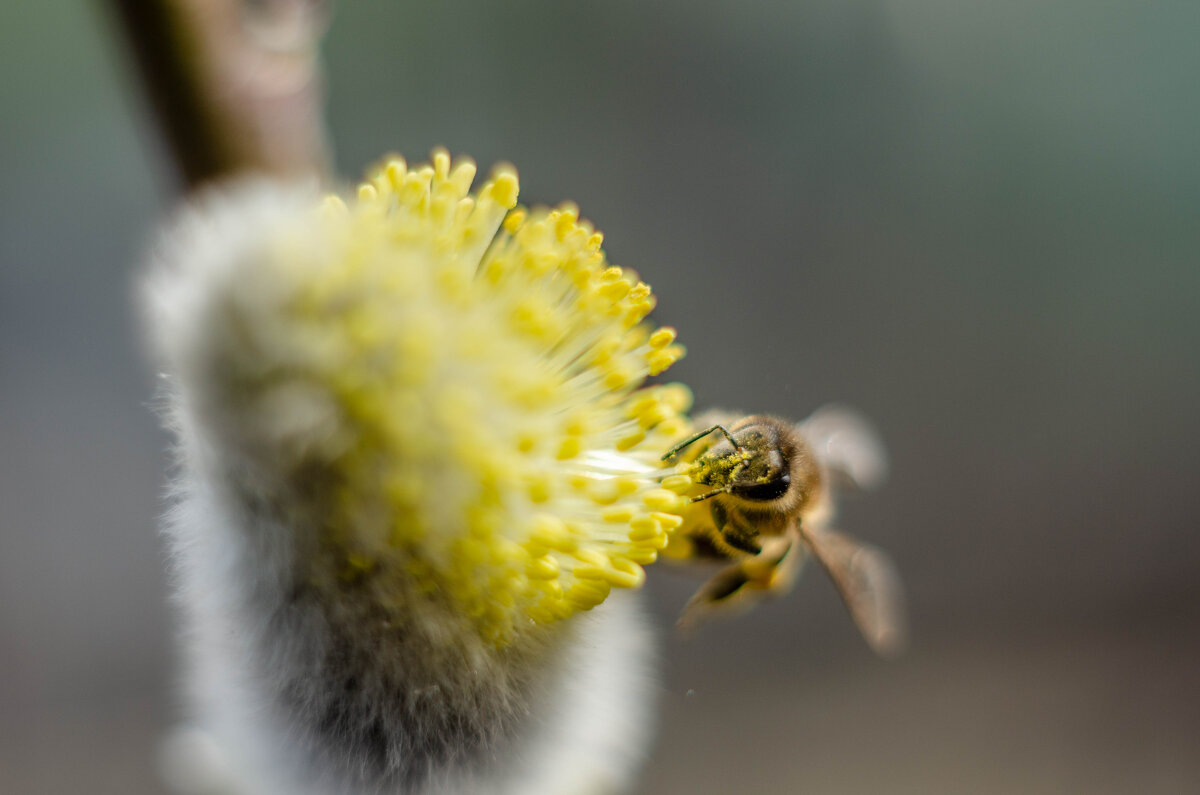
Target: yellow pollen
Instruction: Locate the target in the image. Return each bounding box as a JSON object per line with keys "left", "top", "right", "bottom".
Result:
{"left": 649, "top": 511, "right": 685, "bottom": 531}
{"left": 657, "top": 417, "right": 691, "bottom": 439}
{"left": 628, "top": 517, "right": 663, "bottom": 540}
{"left": 662, "top": 475, "right": 700, "bottom": 494}
{"left": 615, "top": 477, "right": 640, "bottom": 495}
{"left": 649, "top": 327, "right": 677, "bottom": 348}
{"left": 503, "top": 209, "right": 527, "bottom": 234}
{"left": 602, "top": 506, "right": 637, "bottom": 524}
{"left": 528, "top": 477, "right": 553, "bottom": 503}
{"left": 643, "top": 489, "right": 690, "bottom": 513}
{"left": 556, "top": 438, "right": 584, "bottom": 460}
{"left": 530, "top": 515, "right": 576, "bottom": 553}
{"left": 616, "top": 430, "right": 646, "bottom": 451}
{"left": 659, "top": 383, "right": 694, "bottom": 412}
{"left": 528, "top": 556, "right": 561, "bottom": 580}
{"left": 274, "top": 151, "right": 694, "bottom": 647}
{"left": 626, "top": 548, "right": 660, "bottom": 565}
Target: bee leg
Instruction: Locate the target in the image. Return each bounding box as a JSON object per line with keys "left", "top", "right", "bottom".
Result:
{"left": 676, "top": 535, "right": 800, "bottom": 631}
{"left": 710, "top": 501, "right": 762, "bottom": 556}
{"left": 690, "top": 486, "right": 732, "bottom": 503}
{"left": 675, "top": 564, "right": 759, "bottom": 631}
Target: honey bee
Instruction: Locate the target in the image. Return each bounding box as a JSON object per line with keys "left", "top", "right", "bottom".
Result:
{"left": 662, "top": 406, "right": 905, "bottom": 656}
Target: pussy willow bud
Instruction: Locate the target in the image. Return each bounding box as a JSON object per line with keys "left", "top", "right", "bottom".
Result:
{"left": 144, "top": 152, "right": 694, "bottom": 794}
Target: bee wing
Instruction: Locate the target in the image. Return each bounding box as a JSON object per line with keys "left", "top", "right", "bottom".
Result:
{"left": 799, "top": 523, "right": 907, "bottom": 657}
{"left": 798, "top": 404, "right": 888, "bottom": 492}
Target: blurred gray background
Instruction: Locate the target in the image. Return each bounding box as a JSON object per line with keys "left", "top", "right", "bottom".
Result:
{"left": 3, "top": 1, "right": 1199, "bottom": 792}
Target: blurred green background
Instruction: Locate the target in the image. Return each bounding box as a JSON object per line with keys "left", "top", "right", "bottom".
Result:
{"left": 2, "top": 1, "right": 1199, "bottom": 792}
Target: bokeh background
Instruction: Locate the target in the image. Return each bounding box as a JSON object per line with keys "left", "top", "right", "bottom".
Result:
{"left": 3, "top": 2, "right": 1199, "bottom": 793}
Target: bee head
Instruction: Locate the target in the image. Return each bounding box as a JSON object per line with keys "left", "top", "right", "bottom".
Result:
{"left": 693, "top": 421, "right": 793, "bottom": 503}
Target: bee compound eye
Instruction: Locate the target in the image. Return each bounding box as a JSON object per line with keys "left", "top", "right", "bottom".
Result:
{"left": 733, "top": 472, "right": 790, "bottom": 502}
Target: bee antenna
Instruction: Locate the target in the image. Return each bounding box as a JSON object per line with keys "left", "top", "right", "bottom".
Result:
{"left": 662, "top": 425, "right": 742, "bottom": 462}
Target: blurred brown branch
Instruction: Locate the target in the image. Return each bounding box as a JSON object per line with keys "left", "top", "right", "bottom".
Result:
{"left": 108, "top": 0, "right": 332, "bottom": 188}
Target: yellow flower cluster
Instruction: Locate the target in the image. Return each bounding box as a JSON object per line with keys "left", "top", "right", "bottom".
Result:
{"left": 287, "top": 151, "right": 694, "bottom": 645}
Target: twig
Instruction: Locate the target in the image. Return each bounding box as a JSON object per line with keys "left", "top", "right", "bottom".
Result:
{"left": 107, "top": 0, "right": 332, "bottom": 188}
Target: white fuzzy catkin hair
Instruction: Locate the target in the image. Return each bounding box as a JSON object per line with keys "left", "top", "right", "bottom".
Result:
{"left": 144, "top": 182, "right": 657, "bottom": 795}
